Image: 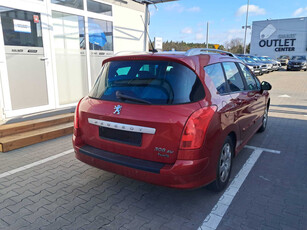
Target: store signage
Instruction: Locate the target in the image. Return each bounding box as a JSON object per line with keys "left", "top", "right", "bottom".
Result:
{"left": 258, "top": 34, "right": 297, "bottom": 52}
{"left": 13, "top": 19, "right": 31, "bottom": 33}
{"left": 260, "top": 24, "right": 276, "bottom": 39}
{"left": 33, "top": 15, "right": 40, "bottom": 23}
{"left": 154, "top": 37, "right": 163, "bottom": 50}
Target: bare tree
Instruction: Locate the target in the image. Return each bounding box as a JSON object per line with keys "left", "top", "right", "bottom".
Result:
{"left": 224, "top": 38, "right": 244, "bottom": 54}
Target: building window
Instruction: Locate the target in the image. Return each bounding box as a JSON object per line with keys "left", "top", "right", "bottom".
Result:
{"left": 0, "top": 7, "right": 43, "bottom": 47}
{"left": 51, "top": 0, "right": 84, "bottom": 10}
{"left": 87, "top": 0, "right": 112, "bottom": 16}
{"left": 88, "top": 18, "right": 113, "bottom": 51}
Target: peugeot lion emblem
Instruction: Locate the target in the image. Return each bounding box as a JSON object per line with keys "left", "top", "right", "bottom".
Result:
{"left": 113, "top": 105, "right": 122, "bottom": 115}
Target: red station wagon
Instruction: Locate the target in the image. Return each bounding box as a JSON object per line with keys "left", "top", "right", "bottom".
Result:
{"left": 73, "top": 48, "right": 272, "bottom": 191}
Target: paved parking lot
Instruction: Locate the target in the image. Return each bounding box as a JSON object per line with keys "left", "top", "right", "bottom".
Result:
{"left": 0, "top": 69, "right": 306, "bottom": 230}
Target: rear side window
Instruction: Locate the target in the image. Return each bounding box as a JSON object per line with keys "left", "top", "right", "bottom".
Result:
{"left": 204, "top": 63, "right": 227, "bottom": 94}
{"left": 222, "top": 62, "right": 245, "bottom": 92}
{"left": 89, "top": 60, "right": 205, "bottom": 105}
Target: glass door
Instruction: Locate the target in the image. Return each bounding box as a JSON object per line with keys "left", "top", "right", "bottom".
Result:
{"left": 88, "top": 17, "right": 113, "bottom": 86}
{"left": 52, "top": 11, "right": 89, "bottom": 105}
{"left": 0, "top": 2, "right": 55, "bottom": 118}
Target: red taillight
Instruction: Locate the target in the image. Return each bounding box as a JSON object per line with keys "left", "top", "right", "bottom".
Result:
{"left": 179, "top": 106, "right": 217, "bottom": 150}
{"left": 74, "top": 98, "right": 83, "bottom": 135}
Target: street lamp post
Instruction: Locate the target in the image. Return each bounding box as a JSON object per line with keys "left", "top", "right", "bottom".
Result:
{"left": 243, "top": 0, "right": 250, "bottom": 54}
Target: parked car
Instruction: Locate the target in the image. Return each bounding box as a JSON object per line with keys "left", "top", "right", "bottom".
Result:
{"left": 240, "top": 55, "right": 270, "bottom": 73}
{"left": 287, "top": 55, "right": 307, "bottom": 71}
{"left": 277, "top": 55, "right": 290, "bottom": 66}
{"left": 73, "top": 48, "right": 272, "bottom": 191}
{"left": 258, "top": 56, "right": 279, "bottom": 71}
{"left": 237, "top": 56, "right": 262, "bottom": 75}
{"left": 262, "top": 56, "right": 281, "bottom": 70}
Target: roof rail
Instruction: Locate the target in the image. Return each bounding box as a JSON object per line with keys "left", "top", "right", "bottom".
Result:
{"left": 185, "top": 48, "right": 237, "bottom": 58}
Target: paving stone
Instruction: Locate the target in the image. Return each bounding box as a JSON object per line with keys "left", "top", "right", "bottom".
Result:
{"left": 40, "top": 217, "right": 71, "bottom": 230}
{"left": 123, "top": 216, "right": 150, "bottom": 229}
{"left": 3, "top": 218, "right": 31, "bottom": 229}
{"left": 6, "top": 198, "right": 34, "bottom": 213}
{"left": 82, "top": 217, "right": 111, "bottom": 230}
{"left": 0, "top": 219, "right": 9, "bottom": 229}
{"left": 101, "top": 215, "right": 131, "bottom": 230}
{"left": 41, "top": 207, "right": 70, "bottom": 222}
{"left": 1, "top": 208, "right": 32, "bottom": 225}
{"left": 19, "top": 217, "right": 50, "bottom": 230}
{"left": 79, "top": 206, "right": 107, "bottom": 222}
{"left": 22, "top": 207, "right": 50, "bottom": 224}
{"left": 61, "top": 217, "right": 90, "bottom": 230}
{"left": 61, "top": 206, "right": 89, "bottom": 222}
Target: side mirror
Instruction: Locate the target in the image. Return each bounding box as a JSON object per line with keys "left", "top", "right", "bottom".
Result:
{"left": 261, "top": 81, "right": 272, "bottom": 91}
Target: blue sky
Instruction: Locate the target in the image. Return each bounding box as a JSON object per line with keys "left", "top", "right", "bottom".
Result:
{"left": 148, "top": 0, "right": 307, "bottom": 45}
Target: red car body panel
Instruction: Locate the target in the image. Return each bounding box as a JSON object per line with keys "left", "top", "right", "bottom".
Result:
{"left": 73, "top": 53, "right": 270, "bottom": 189}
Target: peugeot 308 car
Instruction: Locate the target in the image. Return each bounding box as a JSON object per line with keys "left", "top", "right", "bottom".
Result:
{"left": 73, "top": 48, "right": 271, "bottom": 191}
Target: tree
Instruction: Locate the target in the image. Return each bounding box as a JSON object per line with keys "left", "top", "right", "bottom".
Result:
{"left": 224, "top": 38, "right": 244, "bottom": 54}
{"left": 246, "top": 43, "right": 250, "bottom": 54}
{"left": 161, "top": 41, "right": 225, "bottom": 52}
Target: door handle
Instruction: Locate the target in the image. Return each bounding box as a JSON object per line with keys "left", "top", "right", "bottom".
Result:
{"left": 40, "top": 57, "right": 48, "bottom": 61}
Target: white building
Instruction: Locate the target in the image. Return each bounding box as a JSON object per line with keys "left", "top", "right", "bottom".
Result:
{"left": 250, "top": 17, "right": 307, "bottom": 58}
{"left": 0, "top": 0, "right": 174, "bottom": 121}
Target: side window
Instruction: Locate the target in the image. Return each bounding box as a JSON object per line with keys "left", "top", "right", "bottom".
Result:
{"left": 116, "top": 67, "right": 131, "bottom": 76}
{"left": 222, "top": 62, "right": 245, "bottom": 92}
{"left": 204, "top": 63, "right": 227, "bottom": 94}
{"left": 239, "top": 63, "right": 258, "bottom": 90}
{"left": 254, "top": 76, "right": 261, "bottom": 89}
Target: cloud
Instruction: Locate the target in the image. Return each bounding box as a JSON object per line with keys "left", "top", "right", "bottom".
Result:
{"left": 149, "top": 7, "right": 156, "bottom": 17}
{"left": 195, "top": 33, "right": 205, "bottom": 41}
{"left": 293, "top": 7, "right": 307, "bottom": 16}
{"left": 164, "top": 3, "right": 201, "bottom": 13}
{"left": 236, "top": 5, "right": 266, "bottom": 17}
{"left": 164, "top": 3, "right": 185, "bottom": 13}
{"left": 181, "top": 27, "right": 193, "bottom": 34}
{"left": 187, "top": 7, "right": 201, "bottom": 13}
{"left": 209, "top": 28, "right": 252, "bottom": 45}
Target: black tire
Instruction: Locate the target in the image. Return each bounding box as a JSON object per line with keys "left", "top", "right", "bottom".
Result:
{"left": 208, "top": 136, "right": 233, "bottom": 192}
{"left": 258, "top": 106, "right": 268, "bottom": 133}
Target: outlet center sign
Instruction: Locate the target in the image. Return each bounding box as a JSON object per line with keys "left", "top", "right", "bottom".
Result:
{"left": 259, "top": 34, "right": 297, "bottom": 52}
{"left": 250, "top": 18, "right": 307, "bottom": 57}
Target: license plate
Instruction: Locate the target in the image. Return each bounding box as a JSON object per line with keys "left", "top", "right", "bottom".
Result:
{"left": 294, "top": 65, "right": 300, "bottom": 67}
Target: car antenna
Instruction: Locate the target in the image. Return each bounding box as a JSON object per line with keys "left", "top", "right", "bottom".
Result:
{"left": 140, "top": 15, "right": 158, "bottom": 53}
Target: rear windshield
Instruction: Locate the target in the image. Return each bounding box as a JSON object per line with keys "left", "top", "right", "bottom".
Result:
{"left": 89, "top": 60, "right": 205, "bottom": 105}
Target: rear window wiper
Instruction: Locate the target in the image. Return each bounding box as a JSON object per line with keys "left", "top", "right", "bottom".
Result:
{"left": 116, "top": 91, "right": 152, "bottom": 105}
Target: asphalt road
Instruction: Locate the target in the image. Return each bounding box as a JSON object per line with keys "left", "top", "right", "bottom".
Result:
{"left": 0, "top": 69, "right": 306, "bottom": 230}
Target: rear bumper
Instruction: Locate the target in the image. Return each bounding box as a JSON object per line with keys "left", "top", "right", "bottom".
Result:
{"left": 74, "top": 144, "right": 211, "bottom": 189}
